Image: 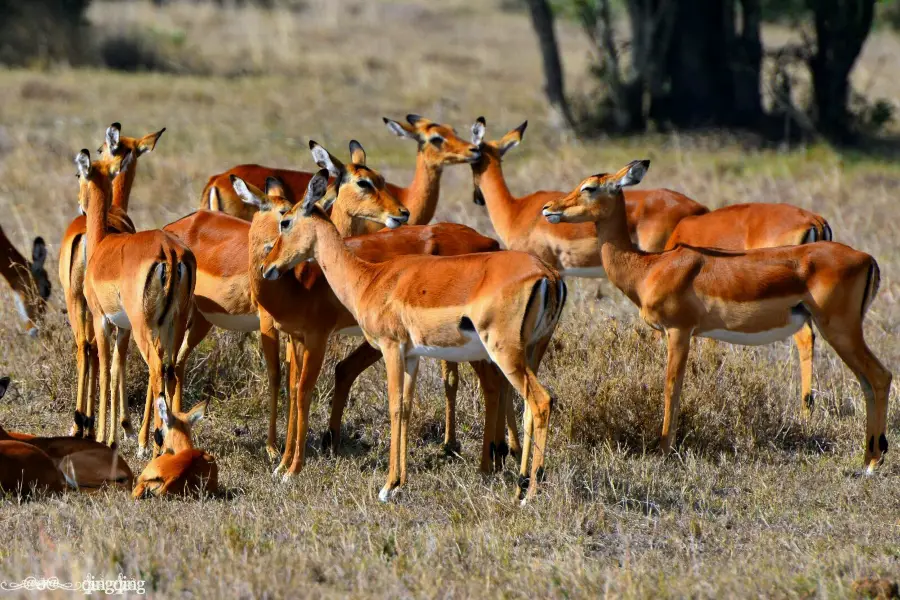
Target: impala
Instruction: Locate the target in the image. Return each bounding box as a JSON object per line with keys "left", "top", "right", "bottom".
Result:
{"left": 469, "top": 117, "right": 708, "bottom": 268}
{"left": 132, "top": 396, "right": 216, "bottom": 498}
{"left": 0, "top": 440, "right": 67, "bottom": 496}
{"left": 62, "top": 122, "right": 165, "bottom": 439}
{"left": 542, "top": 161, "right": 890, "bottom": 472}
{"left": 261, "top": 170, "right": 567, "bottom": 503}
{"left": 0, "top": 226, "right": 50, "bottom": 336}
{"left": 665, "top": 203, "right": 833, "bottom": 414}
{"left": 76, "top": 150, "right": 196, "bottom": 456}
{"left": 161, "top": 140, "right": 408, "bottom": 460}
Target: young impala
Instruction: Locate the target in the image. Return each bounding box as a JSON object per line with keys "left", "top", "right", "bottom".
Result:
{"left": 261, "top": 170, "right": 566, "bottom": 503}
{"left": 469, "top": 117, "right": 708, "bottom": 265}
{"left": 665, "top": 203, "right": 833, "bottom": 414}
{"left": 132, "top": 397, "right": 216, "bottom": 499}
{"left": 76, "top": 150, "right": 196, "bottom": 456}
{"left": 0, "top": 226, "right": 50, "bottom": 336}
{"left": 542, "top": 161, "right": 890, "bottom": 472}
{"left": 61, "top": 123, "right": 165, "bottom": 439}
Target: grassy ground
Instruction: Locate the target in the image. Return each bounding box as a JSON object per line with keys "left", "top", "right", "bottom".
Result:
{"left": 1, "top": 1, "right": 899, "bottom": 597}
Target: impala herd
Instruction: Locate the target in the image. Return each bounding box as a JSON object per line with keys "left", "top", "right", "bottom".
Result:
{"left": 0, "top": 115, "right": 890, "bottom": 504}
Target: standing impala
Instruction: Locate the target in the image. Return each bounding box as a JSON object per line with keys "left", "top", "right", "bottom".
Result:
{"left": 542, "top": 161, "right": 890, "bottom": 472}
{"left": 469, "top": 117, "right": 708, "bottom": 265}
{"left": 61, "top": 123, "right": 165, "bottom": 439}
{"left": 76, "top": 150, "right": 196, "bottom": 456}
{"left": 0, "top": 226, "right": 50, "bottom": 336}
{"left": 261, "top": 170, "right": 566, "bottom": 503}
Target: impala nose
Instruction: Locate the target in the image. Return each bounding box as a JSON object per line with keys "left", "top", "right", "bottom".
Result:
{"left": 398, "top": 208, "right": 410, "bottom": 221}
{"left": 262, "top": 265, "right": 281, "bottom": 281}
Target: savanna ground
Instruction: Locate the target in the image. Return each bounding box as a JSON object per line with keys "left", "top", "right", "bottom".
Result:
{"left": 1, "top": 0, "right": 899, "bottom": 597}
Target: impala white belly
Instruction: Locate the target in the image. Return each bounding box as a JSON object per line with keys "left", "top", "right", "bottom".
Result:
{"left": 560, "top": 266, "right": 606, "bottom": 279}
{"left": 336, "top": 326, "right": 364, "bottom": 337}
{"left": 407, "top": 330, "right": 490, "bottom": 362}
{"left": 105, "top": 310, "right": 131, "bottom": 330}
{"left": 699, "top": 311, "right": 808, "bottom": 346}
{"left": 201, "top": 311, "right": 260, "bottom": 333}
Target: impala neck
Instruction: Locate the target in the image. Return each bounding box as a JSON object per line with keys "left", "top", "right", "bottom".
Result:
{"left": 85, "top": 179, "right": 112, "bottom": 260}
{"left": 476, "top": 157, "right": 516, "bottom": 244}
{"left": 112, "top": 157, "right": 138, "bottom": 211}
{"left": 399, "top": 152, "right": 442, "bottom": 225}
{"left": 310, "top": 215, "right": 373, "bottom": 321}
{"left": 330, "top": 206, "right": 373, "bottom": 238}
{"left": 597, "top": 195, "right": 647, "bottom": 308}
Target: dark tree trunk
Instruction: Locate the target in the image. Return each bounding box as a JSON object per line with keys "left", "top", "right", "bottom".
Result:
{"left": 524, "top": 0, "right": 576, "bottom": 130}
{"left": 730, "top": 0, "right": 764, "bottom": 127}
{"left": 807, "top": 0, "right": 875, "bottom": 142}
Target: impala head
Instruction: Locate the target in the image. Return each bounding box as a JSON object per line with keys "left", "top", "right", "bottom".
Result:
{"left": 260, "top": 169, "right": 331, "bottom": 280}
{"left": 383, "top": 114, "right": 481, "bottom": 166}
{"left": 542, "top": 160, "right": 650, "bottom": 224}
{"left": 95, "top": 122, "right": 165, "bottom": 212}
{"left": 233, "top": 174, "right": 298, "bottom": 261}
{"left": 310, "top": 140, "right": 409, "bottom": 229}
{"left": 74, "top": 149, "right": 132, "bottom": 215}
{"left": 154, "top": 395, "right": 209, "bottom": 455}
{"left": 469, "top": 116, "right": 527, "bottom": 205}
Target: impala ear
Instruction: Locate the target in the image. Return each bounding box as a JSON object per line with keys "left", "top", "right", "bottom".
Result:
{"left": 301, "top": 169, "right": 330, "bottom": 216}
{"left": 31, "top": 237, "right": 47, "bottom": 270}
{"left": 156, "top": 394, "right": 174, "bottom": 429}
{"left": 75, "top": 149, "right": 91, "bottom": 178}
{"left": 186, "top": 399, "right": 209, "bottom": 425}
{"left": 265, "top": 176, "right": 286, "bottom": 198}
{"left": 383, "top": 117, "right": 418, "bottom": 140}
{"left": 232, "top": 175, "right": 271, "bottom": 212}
{"left": 406, "top": 114, "right": 426, "bottom": 127}
{"left": 136, "top": 127, "right": 166, "bottom": 155}
{"left": 614, "top": 160, "right": 650, "bottom": 188}
{"left": 309, "top": 140, "right": 344, "bottom": 178}
{"left": 471, "top": 117, "right": 486, "bottom": 146}
{"left": 105, "top": 123, "right": 121, "bottom": 153}
{"left": 497, "top": 121, "right": 526, "bottom": 157}
{"left": 113, "top": 151, "right": 134, "bottom": 179}
{"left": 207, "top": 186, "right": 221, "bottom": 211}
{"left": 0, "top": 376, "right": 9, "bottom": 400}
{"left": 348, "top": 140, "right": 366, "bottom": 166}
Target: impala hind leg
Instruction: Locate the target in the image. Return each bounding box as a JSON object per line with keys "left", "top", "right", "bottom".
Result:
{"left": 283, "top": 337, "right": 326, "bottom": 479}
{"left": 274, "top": 339, "right": 302, "bottom": 476}
{"left": 107, "top": 328, "right": 130, "bottom": 447}
{"left": 399, "top": 358, "right": 420, "bottom": 486}
{"left": 794, "top": 321, "right": 816, "bottom": 417}
{"left": 817, "top": 325, "right": 891, "bottom": 473}
{"left": 92, "top": 317, "right": 113, "bottom": 446}
{"left": 379, "top": 345, "right": 405, "bottom": 502}
{"left": 72, "top": 338, "right": 90, "bottom": 437}
{"left": 259, "top": 313, "right": 281, "bottom": 461}
{"left": 326, "top": 341, "right": 381, "bottom": 454}
{"left": 441, "top": 361, "right": 461, "bottom": 455}
{"left": 660, "top": 328, "right": 692, "bottom": 455}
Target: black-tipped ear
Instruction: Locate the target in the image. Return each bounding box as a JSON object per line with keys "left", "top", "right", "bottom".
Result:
{"left": 231, "top": 175, "right": 265, "bottom": 210}
{"left": 75, "top": 149, "right": 91, "bottom": 178}
{"left": 31, "top": 237, "right": 47, "bottom": 269}
{"left": 0, "top": 376, "right": 10, "bottom": 399}
{"left": 617, "top": 160, "right": 650, "bottom": 188}
{"left": 309, "top": 140, "right": 343, "bottom": 178}
{"left": 406, "top": 114, "right": 425, "bottom": 126}
{"left": 515, "top": 121, "right": 528, "bottom": 137}
{"left": 106, "top": 123, "right": 121, "bottom": 152}
{"left": 383, "top": 117, "right": 417, "bottom": 140}
{"left": 471, "top": 118, "right": 486, "bottom": 146}
{"left": 265, "top": 176, "right": 286, "bottom": 197}
{"left": 301, "top": 169, "right": 330, "bottom": 216}
{"left": 348, "top": 140, "right": 366, "bottom": 165}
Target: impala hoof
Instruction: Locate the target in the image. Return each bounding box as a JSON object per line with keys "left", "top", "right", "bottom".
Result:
{"left": 442, "top": 440, "right": 462, "bottom": 457}
{"left": 136, "top": 445, "right": 149, "bottom": 459}
{"left": 280, "top": 472, "right": 297, "bottom": 484}
{"left": 320, "top": 429, "right": 334, "bottom": 454}
{"left": 265, "top": 445, "right": 281, "bottom": 462}
{"left": 271, "top": 464, "right": 286, "bottom": 480}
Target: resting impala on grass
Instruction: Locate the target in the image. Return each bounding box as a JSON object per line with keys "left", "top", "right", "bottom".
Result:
{"left": 161, "top": 139, "right": 409, "bottom": 461}
{"left": 665, "top": 202, "right": 833, "bottom": 415}
{"left": 261, "top": 170, "right": 566, "bottom": 503}
{"left": 0, "top": 226, "right": 50, "bottom": 336}
{"left": 133, "top": 397, "right": 216, "bottom": 499}
{"left": 76, "top": 149, "right": 196, "bottom": 457}
{"left": 542, "top": 161, "right": 890, "bottom": 472}
{"left": 61, "top": 123, "right": 165, "bottom": 440}
{"left": 235, "top": 142, "right": 515, "bottom": 479}
{"left": 469, "top": 116, "right": 708, "bottom": 264}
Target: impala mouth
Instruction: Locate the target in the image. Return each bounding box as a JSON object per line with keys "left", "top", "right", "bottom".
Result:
{"left": 542, "top": 208, "right": 563, "bottom": 224}
{"left": 262, "top": 265, "right": 282, "bottom": 281}
{"left": 386, "top": 215, "right": 408, "bottom": 229}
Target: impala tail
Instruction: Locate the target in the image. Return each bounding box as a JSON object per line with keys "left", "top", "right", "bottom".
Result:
{"left": 523, "top": 275, "right": 567, "bottom": 351}
{"left": 862, "top": 258, "right": 880, "bottom": 317}
{"left": 146, "top": 244, "right": 195, "bottom": 356}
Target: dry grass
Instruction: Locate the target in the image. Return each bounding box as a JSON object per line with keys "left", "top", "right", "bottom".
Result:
{"left": 0, "top": 1, "right": 899, "bottom": 597}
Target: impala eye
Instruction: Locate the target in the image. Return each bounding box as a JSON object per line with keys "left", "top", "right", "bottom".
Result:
{"left": 429, "top": 136, "right": 444, "bottom": 148}
{"left": 280, "top": 219, "right": 291, "bottom": 232}
{"left": 581, "top": 186, "right": 598, "bottom": 194}
{"left": 357, "top": 180, "right": 373, "bottom": 191}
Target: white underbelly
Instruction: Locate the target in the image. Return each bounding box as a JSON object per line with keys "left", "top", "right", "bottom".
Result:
{"left": 560, "top": 266, "right": 606, "bottom": 279}
{"left": 699, "top": 311, "right": 807, "bottom": 346}
{"left": 105, "top": 310, "right": 131, "bottom": 330}
{"left": 407, "top": 330, "right": 490, "bottom": 362}
{"left": 202, "top": 311, "right": 260, "bottom": 333}
{"left": 336, "top": 326, "right": 364, "bottom": 337}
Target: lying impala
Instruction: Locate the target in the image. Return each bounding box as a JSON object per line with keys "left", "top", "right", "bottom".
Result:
{"left": 162, "top": 140, "right": 410, "bottom": 461}
{"left": 202, "top": 116, "right": 485, "bottom": 453}
{"left": 0, "top": 439, "right": 66, "bottom": 496}
{"left": 542, "top": 161, "right": 890, "bottom": 473}
{"left": 665, "top": 203, "right": 832, "bottom": 414}
{"left": 234, "top": 144, "right": 514, "bottom": 478}
{"left": 76, "top": 149, "right": 196, "bottom": 457}
{"left": 469, "top": 117, "right": 708, "bottom": 264}
{"left": 62, "top": 123, "right": 164, "bottom": 440}
{"left": 133, "top": 397, "right": 216, "bottom": 498}
{"left": 0, "top": 226, "right": 50, "bottom": 336}
{"left": 261, "top": 170, "right": 566, "bottom": 503}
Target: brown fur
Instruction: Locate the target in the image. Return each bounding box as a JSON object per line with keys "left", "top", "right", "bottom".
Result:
{"left": 0, "top": 225, "right": 50, "bottom": 335}
{"left": 0, "top": 440, "right": 64, "bottom": 496}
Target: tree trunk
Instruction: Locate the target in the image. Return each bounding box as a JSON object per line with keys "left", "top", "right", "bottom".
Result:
{"left": 524, "top": 0, "right": 576, "bottom": 131}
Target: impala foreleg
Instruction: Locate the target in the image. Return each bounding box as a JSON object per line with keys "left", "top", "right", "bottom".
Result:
{"left": 794, "top": 322, "right": 815, "bottom": 417}
{"left": 660, "top": 329, "right": 691, "bottom": 455}
{"left": 470, "top": 360, "right": 503, "bottom": 473}
{"left": 327, "top": 341, "right": 381, "bottom": 454}
{"left": 509, "top": 366, "right": 552, "bottom": 504}
{"left": 275, "top": 339, "right": 302, "bottom": 477}
{"left": 399, "top": 358, "right": 420, "bottom": 486}
{"left": 379, "top": 345, "right": 405, "bottom": 502}
{"left": 284, "top": 338, "right": 326, "bottom": 479}
{"left": 93, "top": 317, "right": 113, "bottom": 446}
{"left": 259, "top": 315, "right": 281, "bottom": 461}
{"left": 73, "top": 339, "right": 90, "bottom": 437}
{"left": 441, "top": 361, "right": 461, "bottom": 455}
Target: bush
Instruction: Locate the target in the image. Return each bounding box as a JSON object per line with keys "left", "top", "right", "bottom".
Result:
{"left": 0, "top": 0, "right": 92, "bottom": 66}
